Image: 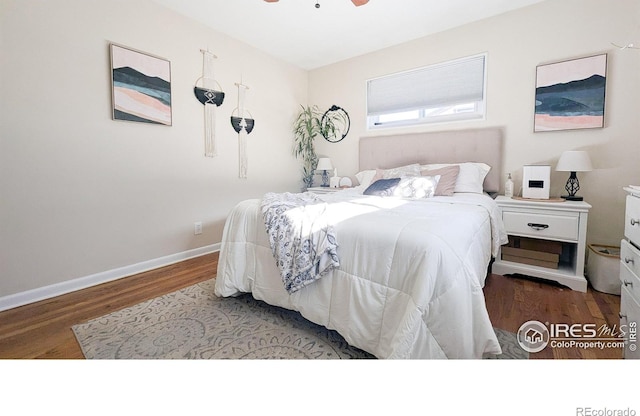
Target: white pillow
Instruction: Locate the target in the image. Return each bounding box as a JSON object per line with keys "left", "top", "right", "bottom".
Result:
{"left": 355, "top": 169, "right": 378, "bottom": 189}
{"left": 392, "top": 175, "right": 440, "bottom": 199}
{"left": 421, "top": 162, "right": 491, "bottom": 193}
{"left": 355, "top": 163, "right": 421, "bottom": 189}
{"left": 382, "top": 163, "right": 421, "bottom": 179}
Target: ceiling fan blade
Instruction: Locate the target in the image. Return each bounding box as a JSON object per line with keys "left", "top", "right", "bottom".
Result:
{"left": 351, "top": 0, "right": 369, "bottom": 6}
{"left": 264, "top": 0, "right": 279, "bottom": 3}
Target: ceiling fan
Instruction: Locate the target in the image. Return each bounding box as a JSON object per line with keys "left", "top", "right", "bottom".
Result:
{"left": 264, "top": 0, "right": 370, "bottom": 6}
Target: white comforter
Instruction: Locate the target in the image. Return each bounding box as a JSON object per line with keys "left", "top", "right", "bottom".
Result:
{"left": 214, "top": 189, "right": 508, "bottom": 359}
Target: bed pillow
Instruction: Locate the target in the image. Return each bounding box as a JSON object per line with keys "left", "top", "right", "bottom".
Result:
{"left": 421, "top": 162, "right": 491, "bottom": 193}
{"left": 421, "top": 165, "right": 460, "bottom": 196}
{"left": 381, "top": 163, "right": 421, "bottom": 179}
{"left": 363, "top": 178, "right": 401, "bottom": 196}
{"left": 455, "top": 163, "right": 491, "bottom": 193}
{"left": 354, "top": 170, "right": 377, "bottom": 189}
{"left": 355, "top": 164, "right": 420, "bottom": 189}
{"left": 392, "top": 175, "right": 440, "bottom": 199}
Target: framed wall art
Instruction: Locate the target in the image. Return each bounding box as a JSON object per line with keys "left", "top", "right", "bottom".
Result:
{"left": 110, "top": 43, "right": 172, "bottom": 125}
{"left": 534, "top": 53, "right": 607, "bottom": 132}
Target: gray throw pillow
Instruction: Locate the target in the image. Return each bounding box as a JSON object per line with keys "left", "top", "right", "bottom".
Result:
{"left": 363, "top": 178, "right": 401, "bottom": 196}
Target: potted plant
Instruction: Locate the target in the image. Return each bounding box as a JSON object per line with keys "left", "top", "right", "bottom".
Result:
{"left": 293, "top": 105, "right": 322, "bottom": 190}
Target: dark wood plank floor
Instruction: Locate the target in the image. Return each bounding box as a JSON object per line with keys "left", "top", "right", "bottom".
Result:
{"left": 0, "top": 252, "right": 622, "bottom": 359}
{"left": 0, "top": 253, "right": 217, "bottom": 359}
{"left": 483, "top": 273, "right": 622, "bottom": 359}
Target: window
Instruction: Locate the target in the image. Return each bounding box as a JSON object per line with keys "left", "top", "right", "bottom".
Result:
{"left": 367, "top": 53, "right": 487, "bottom": 129}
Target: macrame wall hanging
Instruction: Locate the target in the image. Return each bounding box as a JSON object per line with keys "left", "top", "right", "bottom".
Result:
{"left": 194, "top": 49, "right": 225, "bottom": 157}
{"left": 230, "top": 81, "right": 254, "bottom": 179}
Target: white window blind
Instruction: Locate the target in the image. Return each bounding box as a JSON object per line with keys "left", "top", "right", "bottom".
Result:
{"left": 367, "top": 54, "right": 487, "bottom": 127}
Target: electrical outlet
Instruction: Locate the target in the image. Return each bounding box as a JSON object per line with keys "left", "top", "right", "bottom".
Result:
{"left": 194, "top": 222, "right": 203, "bottom": 235}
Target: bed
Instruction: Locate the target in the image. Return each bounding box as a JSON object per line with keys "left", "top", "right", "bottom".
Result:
{"left": 214, "top": 127, "right": 508, "bottom": 359}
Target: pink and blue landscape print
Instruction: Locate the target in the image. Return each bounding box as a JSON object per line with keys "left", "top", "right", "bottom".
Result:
{"left": 534, "top": 54, "right": 606, "bottom": 132}
{"left": 111, "top": 44, "right": 172, "bottom": 125}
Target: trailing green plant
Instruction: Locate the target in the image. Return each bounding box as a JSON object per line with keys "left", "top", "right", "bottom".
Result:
{"left": 293, "top": 105, "right": 322, "bottom": 190}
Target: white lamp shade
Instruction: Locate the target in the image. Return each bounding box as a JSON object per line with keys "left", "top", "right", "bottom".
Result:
{"left": 316, "top": 157, "right": 333, "bottom": 171}
{"left": 556, "top": 151, "right": 593, "bottom": 172}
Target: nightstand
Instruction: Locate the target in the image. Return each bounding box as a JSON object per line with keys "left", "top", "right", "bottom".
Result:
{"left": 493, "top": 196, "right": 591, "bottom": 292}
{"left": 306, "top": 187, "right": 342, "bottom": 194}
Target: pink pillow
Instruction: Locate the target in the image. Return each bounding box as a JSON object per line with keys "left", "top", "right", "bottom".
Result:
{"left": 421, "top": 165, "right": 460, "bottom": 196}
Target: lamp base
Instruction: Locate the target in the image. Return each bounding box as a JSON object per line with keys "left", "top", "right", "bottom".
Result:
{"left": 321, "top": 170, "right": 329, "bottom": 187}
{"left": 562, "top": 195, "right": 583, "bottom": 201}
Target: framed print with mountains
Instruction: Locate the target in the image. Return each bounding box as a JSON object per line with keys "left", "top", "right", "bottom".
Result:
{"left": 110, "top": 43, "right": 172, "bottom": 126}
{"left": 534, "top": 54, "right": 607, "bottom": 132}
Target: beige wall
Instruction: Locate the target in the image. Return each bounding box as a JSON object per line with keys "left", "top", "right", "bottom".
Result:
{"left": 309, "top": 0, "right": 640, "bottom": 248}
{"left": 0, "top": 0, "right": 307, "bottom": 297}
{"left": 1, "top": 0, "right": 639, "bottom": 301}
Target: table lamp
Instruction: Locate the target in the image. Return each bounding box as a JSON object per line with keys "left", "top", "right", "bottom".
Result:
{"left": 555, "top": 150, "right": 592, "bottom": 201}
{"left": 316, "top": 158, "right": 333, "bottom": 187}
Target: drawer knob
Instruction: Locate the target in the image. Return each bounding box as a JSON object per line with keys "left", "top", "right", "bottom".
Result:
{"left": 624, "top": 257, "right": 635, "bottom": 265}
{"left": 631, "top": 218, "right": 640, "bottom": 226}
{"left": 527, "top": 222, "right": 549, "bottom": 231}
{"left": 619, "top": 312, "right": 627, "bottom": 320}
{"left": 623, "top": 280, "right": 633, "bottom": 287}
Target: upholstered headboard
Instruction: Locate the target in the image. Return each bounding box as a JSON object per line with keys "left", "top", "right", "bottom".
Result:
{"left": 359, "top": 127, "right": 503, "bottom": 193}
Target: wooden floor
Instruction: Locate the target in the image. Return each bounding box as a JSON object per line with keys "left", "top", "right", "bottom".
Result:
{"left": 0, "top": 252, "right": 622, "bottom": 359}
{"left": 483, "top": 273, "right": 623, "bottom": 359}
{"left": 0, "top": 253, "right": 217, "bottom": 359}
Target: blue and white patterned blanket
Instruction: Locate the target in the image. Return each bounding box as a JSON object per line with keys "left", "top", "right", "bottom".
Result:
{"left": 261, "top": 192, "right": 340, "bottom": 294}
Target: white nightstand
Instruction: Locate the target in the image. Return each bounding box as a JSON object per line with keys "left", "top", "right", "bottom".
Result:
{"left": 493, "top": 196, "right": 591, "bottom": 292}
{"left": 306, "top": 187, "right": 341, "bottom": 194}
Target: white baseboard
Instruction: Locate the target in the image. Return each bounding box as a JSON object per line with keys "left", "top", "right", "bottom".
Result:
{"left": 0, "top": 244, "right": 220, "bottom": 313}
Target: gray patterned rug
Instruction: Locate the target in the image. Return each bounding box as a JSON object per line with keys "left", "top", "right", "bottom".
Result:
{"left": 72, "top": 279, "right": 527, "bottom": 359}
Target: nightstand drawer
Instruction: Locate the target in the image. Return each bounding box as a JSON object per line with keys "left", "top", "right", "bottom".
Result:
{"left": 620, "top": 286, "right": 640, "bottom": 359}
{"left": 502, "top": 211, "right": 579, "bottom": 241}
{"left": 625, "top": 195, "right": 640, "bottom": 245}
{"left": 621, "top": 239, "right": 640, "bottom": 290}
{"left": 620, "top": 261, "right": 640, "bottom": 307}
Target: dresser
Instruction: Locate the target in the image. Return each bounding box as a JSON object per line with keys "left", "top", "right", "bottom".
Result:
{"left": 493, "top": 196, "right": 590, "bottom": 292}
{"left": 620, "top": 187, "right": 640, "bottom": 359}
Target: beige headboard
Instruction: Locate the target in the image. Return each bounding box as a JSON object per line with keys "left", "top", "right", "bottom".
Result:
{"left": 359, "top": 127, "right": 503, "bottom": 193}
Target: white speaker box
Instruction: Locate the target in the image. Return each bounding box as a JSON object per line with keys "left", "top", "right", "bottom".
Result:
{"left": 522, "top": 165, "right": 550, "bottom": 199}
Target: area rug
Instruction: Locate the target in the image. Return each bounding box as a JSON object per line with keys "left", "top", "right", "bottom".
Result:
{"left": 72, "top": 279, "right": 527, "bottom": 359}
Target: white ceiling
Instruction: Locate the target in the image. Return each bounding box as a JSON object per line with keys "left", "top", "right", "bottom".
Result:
{"left": 153, "top": 0, "right": 546, "bottom": 70}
